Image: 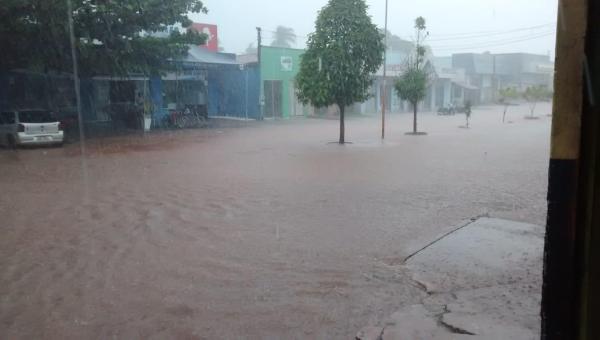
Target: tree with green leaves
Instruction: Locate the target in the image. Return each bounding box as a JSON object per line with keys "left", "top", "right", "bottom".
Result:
{"left": 296, "top": 0, "right": 384, "bottom": 144}
{"left": 271, "top": 26, "right": 297, "bottom": 48}
{"left": 523, "top": 85, "right": 552, "bottom": 118}
{"left": 498, "top": 87, "right": 519, "bottom": 123}
{"left": 394, "top": 16, "right": 430, "bottom": 134}
{"left": 395, "top": 68, "right": 428, "bottom": 133}
{"left": 0, "top": 0, "right": 208, "bottom": 76}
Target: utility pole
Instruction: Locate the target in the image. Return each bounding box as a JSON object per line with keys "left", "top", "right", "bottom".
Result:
{"left": 257, "top": 27, "right": 264, "bottom": 120}
{"left": 67, "top": 0, "right": 85, "bottom": 149}
{"left": 245, "top": 68, "right": 249, "bottom": 121}
{"left": 257, "top": 27, "right": 262, "bottom": 66}
{"left": 493, "top": 54, "right": 497, "bottom": 102}
{"left": 381, "top": 0, "right": 389, "bottom": 140}
{"left": 67, "top": 0, "right": 90, "bottom": 202}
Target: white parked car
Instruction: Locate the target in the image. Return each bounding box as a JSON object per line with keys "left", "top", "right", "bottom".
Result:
{"left": 0, "top": 109, "right": 64, "bottom": 148}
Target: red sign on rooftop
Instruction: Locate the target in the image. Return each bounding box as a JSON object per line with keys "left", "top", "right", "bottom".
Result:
{"left": 191, "top": 23, "right": 219, "bottom": 52}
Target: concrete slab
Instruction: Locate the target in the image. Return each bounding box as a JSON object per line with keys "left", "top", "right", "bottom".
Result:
{"left": 441, "top": 312, "right": 535, "bottom": 340}
{"left": 358, "top": 218, "right": 544, "bottom": 339}
{"left": 355, "top": 326, "right": 384, "bottom": 340}
{"left": 382, "top": 305, "right": 449, "bottom": 340}
{"left": 406, "top": 218, "right": 544, "bottom": 294}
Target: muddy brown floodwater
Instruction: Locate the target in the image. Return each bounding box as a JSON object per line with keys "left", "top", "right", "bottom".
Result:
{"left": 0, "top": 104, "right": 551, "bottom": 339}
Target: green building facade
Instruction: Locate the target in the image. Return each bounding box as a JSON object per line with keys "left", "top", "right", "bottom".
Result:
{"left": 260, "top": 46, "right": 311, "bottom": 118}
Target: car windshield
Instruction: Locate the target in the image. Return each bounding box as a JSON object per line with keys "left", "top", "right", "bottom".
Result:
{"left": 18, "top": 111, "right": 55, "bottom": 123}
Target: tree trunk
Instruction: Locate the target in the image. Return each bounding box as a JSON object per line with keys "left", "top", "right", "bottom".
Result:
{"left": 339, "top": 104, "right": 345, "bottom": 144}
{"left": 413, "top": 102, "right": 418, "bottom": 133}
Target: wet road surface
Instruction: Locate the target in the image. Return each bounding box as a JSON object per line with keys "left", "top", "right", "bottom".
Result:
{"left": 0, "top": 104, "right": 551, "bottom": 339}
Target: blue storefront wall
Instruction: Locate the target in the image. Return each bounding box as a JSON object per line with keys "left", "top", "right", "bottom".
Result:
{"left": 207, "top": 64, "right": 260, "bottom": 119}
{"left": 150, "top": 76, "right": 166, "bottom": 121}
{"left": 2, "top": 64, "right": 261, "bottom": 123}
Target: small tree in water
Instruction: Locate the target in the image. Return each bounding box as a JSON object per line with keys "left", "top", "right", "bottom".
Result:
{"left": 296, "top": 0, "right": 385, "bottom": 144}
{"left": 498, "top": 87, "right": 518, "bottom": 123}
{"left": 394, "top": 17, "right": 429, "bottom": 134}
{"left": 395, "top": 68, "right": 428, "bottom": 133}
{"left": 523, "top": 85, "right": 551, "bottom": 118}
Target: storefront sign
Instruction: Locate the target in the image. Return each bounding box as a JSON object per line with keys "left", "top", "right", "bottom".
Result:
{"left": 191, "top": 23, "right": 219, "bottom": 52}
{"left": 281, "top": 56, "right": 293, "bottom": 72}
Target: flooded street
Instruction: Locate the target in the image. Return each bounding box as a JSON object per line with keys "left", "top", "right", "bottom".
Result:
{"left": 0, "top": 104, "right": 551, "bottom": 339}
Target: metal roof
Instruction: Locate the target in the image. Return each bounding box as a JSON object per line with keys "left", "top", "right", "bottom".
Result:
{"left": 451, "top": 80, "right": 479, "bottom": 90}
{"left": 184, "top": 45, "right": 239, "bottom": 65}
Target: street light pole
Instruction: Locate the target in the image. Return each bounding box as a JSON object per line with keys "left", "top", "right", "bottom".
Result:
{"left": 245, "top": 68, "right": 249, "bottom": 121}
{"left": 382, "top": 0, "right": 389, "bottom": 140}
{"left": 67, "top": 0, "right": 85, "bottom": 149}
{"left": 257, "top": 27, "right": 264, "bottom": 120}
{"left": 67, "top": 0, "right": 90, "bottom": 202}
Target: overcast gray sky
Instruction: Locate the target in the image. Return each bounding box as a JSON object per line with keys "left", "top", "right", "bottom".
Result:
{"left": 191, "top": 0, "right": 558, "bottom": 58}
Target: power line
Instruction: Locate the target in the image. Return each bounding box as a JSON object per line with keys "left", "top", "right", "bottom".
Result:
{"left": 431, "top": 31, "right": 556, "bottom": 52}
{"left": 263, "top": 23, "right": 556, "bottom": 42}
{"left": 427, "top": 22, "right": 556, "bottom": 39}
{"left": 384, "top": 23, "right": 555, "bottom": 46}
{"left": 427, "top": 23, "right": 556, "bottom": 42}
{"left": 431, "top": 30, "right": 555, "bottom": 49}
{"left": 259, "top": 23, "right": 556, "bottom": 51}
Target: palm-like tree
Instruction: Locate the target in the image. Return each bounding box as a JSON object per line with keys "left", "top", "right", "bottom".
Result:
{"left": 271, "top": 26, "right": 296, "bottom": 48}
{"left": 245, "top": 43, "right": 257, "bottom": 54}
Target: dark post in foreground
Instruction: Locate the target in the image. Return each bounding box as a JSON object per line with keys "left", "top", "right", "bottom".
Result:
{"left": 541, "top": 0, "right": 600, "bottom": 339}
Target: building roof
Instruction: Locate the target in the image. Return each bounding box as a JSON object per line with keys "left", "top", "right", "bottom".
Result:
{"left": 433, "top": 57, "right": 452, "bottom": 70}
{"left": 452, "top": 52, "right": 554, "bottom": 76}
{"left": 183, "top": 45, "right": 239, "bottom": 65}
{"left": 261, "top": 46, "right": 306, "bottom": 53}
{"left": 451, "top": 80, "right": 478, "bottom": 90}
{"left": 237, "top": 53, "right": 258, "bottom": 64}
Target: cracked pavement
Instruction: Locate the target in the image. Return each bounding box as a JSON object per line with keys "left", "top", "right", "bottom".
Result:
{"left": 357, "top": 218, "right": 544, "bottom": 340}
